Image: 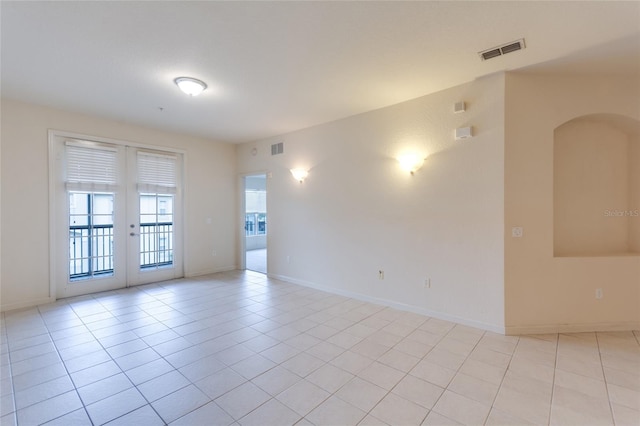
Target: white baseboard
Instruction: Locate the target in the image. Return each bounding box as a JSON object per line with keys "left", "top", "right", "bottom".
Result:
{"left": 1, "top": 296, "right": 54, "bottom": 313}
{"left": 505, "top": 321, "right": 640, "bottom": 336}
{"left": 185, "top": 265, "right": 237, "bottom": 278}
{"left": 268, "top": 273, "right": 506, "bottom": 335}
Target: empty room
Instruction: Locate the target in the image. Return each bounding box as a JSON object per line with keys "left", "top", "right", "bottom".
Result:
{"left": 1, "top": 1, "right": 639, "bottom": 425}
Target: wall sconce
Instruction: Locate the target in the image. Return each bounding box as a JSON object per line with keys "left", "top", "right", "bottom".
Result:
{"left": 397, "top": 153, "right": 425, "bottom": 175}
{"left": 290, "top": 169, "right": 308, "bottom": 183}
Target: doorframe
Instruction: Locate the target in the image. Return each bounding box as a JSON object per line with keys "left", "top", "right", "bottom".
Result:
{"left": 238, "top": 171, "right": 270, "bottom": 272}
{"left": 48, "top": 129, "right": 186, "bottom": 301}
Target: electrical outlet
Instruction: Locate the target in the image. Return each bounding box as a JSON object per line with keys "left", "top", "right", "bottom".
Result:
{"left": 211, "top": 250, "right": 217, "bottom": 257}
{"left": 512, "top": 227, "right": 523, "bottom": 238}
{"left": 595, "top": 288, "right": 603, "bottom": 299}
{"left": 286, "top": 256, "right": 291, "bottom": 264}
{"left": 424, "top": 278, "right": 431, "bottom": 288}
{"left": 379, "top": 270, "right": 384, "bottom": 280}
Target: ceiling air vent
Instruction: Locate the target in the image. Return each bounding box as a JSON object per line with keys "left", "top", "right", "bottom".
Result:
{"left": 479, "top": 38, "right": 526, "bottom": 61}
{"left": 271, "top": 142, "right": 284, "bottom": 156}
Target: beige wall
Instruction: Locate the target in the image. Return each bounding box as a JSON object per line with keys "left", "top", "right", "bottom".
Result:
{"left": 237, "top": 74, "right": 506, "bottom": 332}
{"left": 630, "top": 134, "right": 640, "bottom": 253}
{"left": 0, "top": 99, "right": 237, "bottom": 311}
{"left": 554, "top": 117, "right": 638, "bottom": 256}
{"left": 505, "top": 73, "right": 640, "bottom": 334}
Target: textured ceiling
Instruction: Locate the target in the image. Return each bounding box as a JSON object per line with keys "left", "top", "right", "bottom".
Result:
{"left": 1, "top": 1, "right": 639, "bottom": 143}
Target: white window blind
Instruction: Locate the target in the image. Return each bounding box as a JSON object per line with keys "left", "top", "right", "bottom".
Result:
{"left": 65, "top": 140, "right": 118, "bottom": 191}
{"left": 137, "top": 151, "right": 178, "bottom": 194}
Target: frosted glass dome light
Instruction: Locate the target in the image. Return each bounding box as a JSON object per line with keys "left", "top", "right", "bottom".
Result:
{"left": 174, "top": 77, "right": 207, "bottom": 96}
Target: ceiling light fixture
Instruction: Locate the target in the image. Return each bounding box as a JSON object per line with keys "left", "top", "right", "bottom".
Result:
{"left": 174, "top": 77, "right": 207, "bottom": 96}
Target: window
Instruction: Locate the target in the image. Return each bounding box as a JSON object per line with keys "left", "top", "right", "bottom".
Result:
{"left": 137, "top": 151, "right": 177, "bottom": 269}
{"left": 69, "top": 192, "right": 114, "bottom": 279}
{"left": 66, "top": 141, "right": 118, "bottom": 280}
{"left": 139, "top": 193, "right": 174, "bottom": 268}
{"left": 245, "top": 212, "right": 267, "bottom": 236}
{"left": 257, "top": 213, "right": 266, "bottom": 234}
{"left": 245, "top": 188, "right": 267, "bottom": 236}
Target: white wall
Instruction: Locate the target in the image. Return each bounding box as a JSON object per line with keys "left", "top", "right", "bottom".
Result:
{"left": 505, "top": 73, "right": 640, "bottom": 334}
{"left": 0, "top": 99, "right": 237, "bottom": 311}
{"left": 237, "top": 75, "right": 506, "bottom": 332}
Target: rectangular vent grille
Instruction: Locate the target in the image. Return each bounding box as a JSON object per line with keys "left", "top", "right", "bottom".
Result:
{"left": 481, "top": 49, "right": 502, "bottom": 61}
{"left": 271, "top": 142, "right": 284, "bottom": 156}
{"left": 479, "top": 38, "right": 525, "bottom": 61}
{"left": 500, "top": 42, "right": 522, "bottom": 55}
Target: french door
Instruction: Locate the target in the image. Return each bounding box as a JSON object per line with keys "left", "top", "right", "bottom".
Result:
{"left": 51, "top": 133, "right": 183, "bottom": 299}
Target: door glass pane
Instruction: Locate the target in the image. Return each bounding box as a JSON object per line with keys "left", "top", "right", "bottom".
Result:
{"left": 69, "top": 192, "right": 114, "bottom": 280}
{"left": 257, "top": 213, "right": 267, "bottom": 234}
{"left": 245, "top": 188, "right": 267, "bottom": 237}
{"left": 245, "top": 213, "right": 256, "bottom": 236}
{"left": 139, "top": 193, "right": 174, "bottom": 269}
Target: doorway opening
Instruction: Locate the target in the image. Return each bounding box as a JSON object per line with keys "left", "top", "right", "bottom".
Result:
{"left": 244, "top": 174, "right": 267, "bottom": 273}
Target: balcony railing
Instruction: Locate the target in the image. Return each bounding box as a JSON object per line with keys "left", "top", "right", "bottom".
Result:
{"left": 69, "top": 224, "right": 114, "bottom": 279}
{"left": 140, "top": 222, "right": 173, "bottom": 269}
{"left": 69, "top": 222, "right": 173, "bottom": 279}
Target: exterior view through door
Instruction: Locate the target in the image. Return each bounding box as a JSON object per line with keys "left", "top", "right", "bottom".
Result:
{"left": 244, "top": 174, "right": 267, "bottom": 273}
{"left": 50, "top": 132, "right": 183, "bottom": 299}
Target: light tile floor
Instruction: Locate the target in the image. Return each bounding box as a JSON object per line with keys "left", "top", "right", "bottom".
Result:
{"left": 1, "top": 271, "right": 638, "bottom": 426}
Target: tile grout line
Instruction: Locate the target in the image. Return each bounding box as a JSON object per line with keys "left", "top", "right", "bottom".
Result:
{"left": 546, "top": 332, "right": 560, "bottom": 426}
{"left": 595, "top": 331, "right": 617, "bottom": 425}
{"left": 92, "top": 287, "right": 196, "bottom": 426}
{"left": 482, "top": 333, "right": 521, "bottom": 426}
{"left": 346, "top": 306, "right": 442, "bottom": 424}
{"left": 2, "top": 311, "right": 18, "bottom": 425}
{"left": 266, "top": 299, "right": 390, "bottom": 425}
{"left": 49, "top": 292, "right": 170, "bottom": 425}
{"left": 328, "top": 312, "right": 426, "bottom": 426}
{"left": 410, "top": 324, "right": 478, "bottom": 425}
{"left": 36, "top": 301, "right": 96, "bottom": 426}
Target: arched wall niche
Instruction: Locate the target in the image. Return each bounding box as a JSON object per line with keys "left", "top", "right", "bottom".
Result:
{"left": 554, "top": 113, "right": 640, "bottom": 256}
